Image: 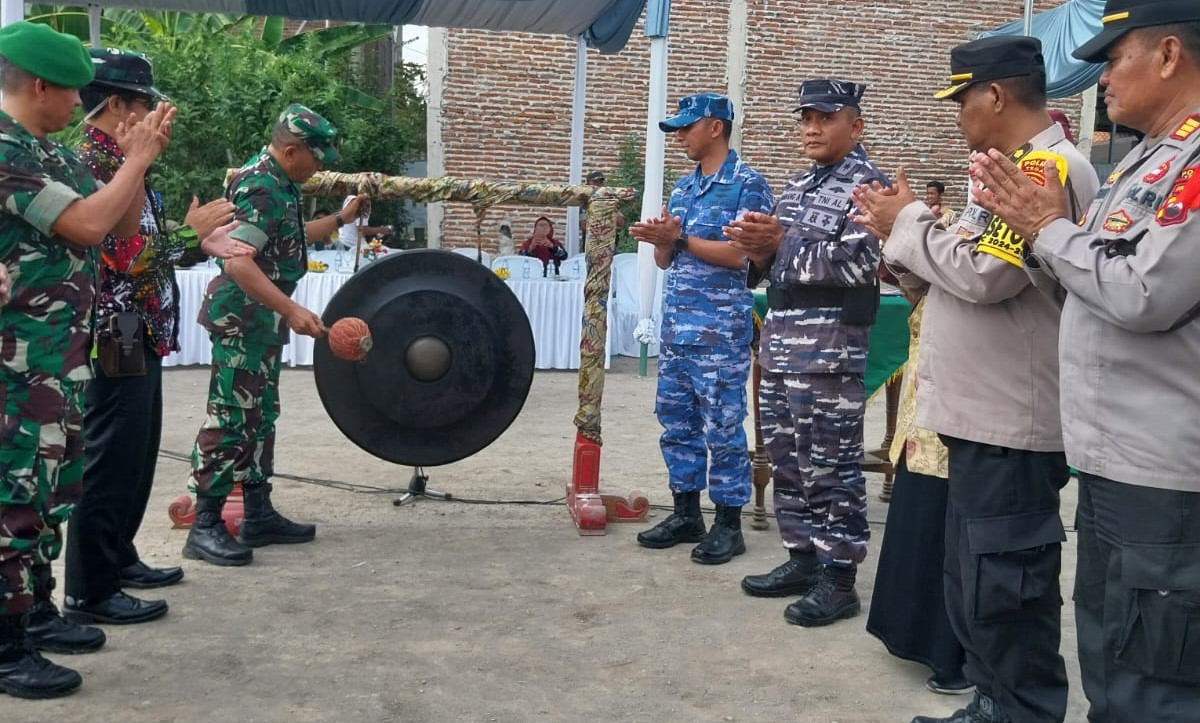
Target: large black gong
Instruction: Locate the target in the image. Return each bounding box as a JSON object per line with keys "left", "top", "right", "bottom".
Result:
{"left": 314, "top": 249, "right": 535, "bottom": 466}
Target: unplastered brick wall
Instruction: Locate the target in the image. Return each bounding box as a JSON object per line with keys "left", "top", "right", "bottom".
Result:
{"left": 438, "top": 0, "right": 1080, "bottom": 252}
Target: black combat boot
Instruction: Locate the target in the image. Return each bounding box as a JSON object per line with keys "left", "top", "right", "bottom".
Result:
{"left": 690, "top": 504, "right": 746, "bottom": 564}
{"left": 912, "top": 692, "right": 998, "bottom": 723}
{"left": 0, "top": 615, "right": 81, "bottom": 699}
{"left": 636, "top": 490, "right": 706, "bottom": 549}
{"left": 740, "top": 549, "right": 820, "bottom": 597}
{"left": 784, "top": 564, "right": 861, "bottom": 627}
{"left": 23, "top": 566, "right": 105, "bottom": 655}
{"left": 239, "top": 483, "right": 317, "bottom": 547}
{"left": 182, "top": 496, "right": 253, "bottom": 566}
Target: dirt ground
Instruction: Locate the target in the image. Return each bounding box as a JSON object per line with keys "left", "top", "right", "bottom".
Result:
{"left": 12, "top": 357, "right": 1090, "bottom": 723}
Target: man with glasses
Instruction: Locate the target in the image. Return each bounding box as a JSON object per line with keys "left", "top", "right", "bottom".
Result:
{"left": 185, "top": 104, "right": 369, "bottom": 566}
{"left": 63, "top": 48, "right": 253, "bottom": 627}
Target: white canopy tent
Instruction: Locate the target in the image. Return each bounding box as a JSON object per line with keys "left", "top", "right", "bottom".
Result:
{"left": 0, "top": 0, "right": 670, "bottom": 359}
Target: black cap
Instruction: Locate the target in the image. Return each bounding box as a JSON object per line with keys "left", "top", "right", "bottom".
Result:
{"left": 1074, "top": 0, "right": 1200, "bottom": 63}
{"left": 792, "top": 80, "right": 866, "bottom": 113}
{"left": 87, "top": 48, "right": 168, "bottom": 101}
{"left": 934, "top": 36, "right": 1045, "bottom": 100}
{"left": 586, "top": 170, "right": 605, "bottom": 182}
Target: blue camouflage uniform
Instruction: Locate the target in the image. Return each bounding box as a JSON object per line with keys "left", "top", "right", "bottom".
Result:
{"left": 760, "top": 85, "right": 886, "bottom": 567}
{"left": 658, "top": 144, "right": 774, "bottom": 507}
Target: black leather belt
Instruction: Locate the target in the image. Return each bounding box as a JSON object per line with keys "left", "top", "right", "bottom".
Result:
{"left": 766, "top": 284, "right": 880, "bottom": 326}
{"left": 767, "top": 285, "right": 854, "bottom": 309}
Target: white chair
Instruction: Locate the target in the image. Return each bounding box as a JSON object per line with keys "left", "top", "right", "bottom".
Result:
{"left": 450, "top": 246, "right": 493, "bottom": 266}
{"left": 560, "top": 254, "right": 587, "bottom": 280}
{"left": 491, "top": 255, "right": 545, "bottom": 280}
{"left": 609, "top": 253, "right": 663, "bottom": 358}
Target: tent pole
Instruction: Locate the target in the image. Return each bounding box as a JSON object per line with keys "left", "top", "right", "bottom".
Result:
{"left": 1, "top": 0, "right": 23, "bottom": 27}
{"left": 1022, "top": 0, "right": 1033, "bottom": 35}
{"left": 566, "top": 35, "right": 587, "bottom": 256}
{"left": 636, "top": 2, "right": 671, "bottom": 377}
{"left": 88, "top": 4, "right": 101, "bottom": 47}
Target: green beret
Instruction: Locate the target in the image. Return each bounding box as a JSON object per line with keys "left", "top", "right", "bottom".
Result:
{"left": 278, "top": 103, "right": 341, "bottom": 166}
{"left": 0, "top": 22, "right": 95, "bottom": 89}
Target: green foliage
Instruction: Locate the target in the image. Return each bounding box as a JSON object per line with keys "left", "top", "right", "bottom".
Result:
{"left": 608, "top": 134, "right": 677, "bottom": 254}
{"left": 31, "top": 8, "right": 424, "bottom": 230}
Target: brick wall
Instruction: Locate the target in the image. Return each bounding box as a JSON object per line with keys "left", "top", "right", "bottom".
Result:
{"left": 437, "top": 0, "right": 1080, "bottom": 253}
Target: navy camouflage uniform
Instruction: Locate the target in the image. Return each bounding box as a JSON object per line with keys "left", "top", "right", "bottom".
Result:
{"left": 760, "top": 141, "right": 886, "bottom": 568}
{"left": 658, "top": 149, "right": 773, "bottom": 507}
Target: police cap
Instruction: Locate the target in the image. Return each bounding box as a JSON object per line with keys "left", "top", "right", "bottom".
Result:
{"left": 934, "top": 36, "right": 1045, "bottom": 100}
{"left": 1074, "top": 0, "right": 1200, "bottom": 63}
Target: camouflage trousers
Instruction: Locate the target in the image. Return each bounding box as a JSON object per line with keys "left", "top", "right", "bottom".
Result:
{"left": 655, "top": 343, "right": 751, "bottom": 507}
{"left": 759, "top": 370, "right": 869, "bottom": 566}
{"left": 191, "top": 335, "right": 282, "bottom": 499}
{"left": 0, "top": 376, "right": 85, "bottom": 616}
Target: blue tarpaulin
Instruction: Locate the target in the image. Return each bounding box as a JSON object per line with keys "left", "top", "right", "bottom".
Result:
{"left": 75, "top": 0, "right": 649, "bottom": 53}
{"left": 981, "top": 0, "right": 1105, "bottom": 98}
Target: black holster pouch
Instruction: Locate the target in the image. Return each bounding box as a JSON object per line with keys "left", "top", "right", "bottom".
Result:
{"left": 96, "top": 311, "right": 147, "bottom": 378}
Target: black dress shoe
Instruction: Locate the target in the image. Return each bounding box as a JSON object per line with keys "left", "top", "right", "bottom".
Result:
{"left": 119, "top": 561, "right": 184, "bottom": 589}
{"left": 63, "top": 592, "right": 168, "bottom": 626}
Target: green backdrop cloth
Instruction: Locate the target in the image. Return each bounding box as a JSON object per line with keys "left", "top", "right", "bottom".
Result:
{"left": 752, "top": 291, "right": 911, "bottom": 399}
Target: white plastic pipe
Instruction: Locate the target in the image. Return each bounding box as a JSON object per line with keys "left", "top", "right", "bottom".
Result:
{"left": 88, "top": 4, "right": 101, "bottom": 47}
{"left": 566, "top": 35, "right": 587, "bottom": 256}
{"left": 636, "top": 36, "right": 668, "bottom": 330}
{"left": 1, "top": 0, "right": 23, "bottom": 27}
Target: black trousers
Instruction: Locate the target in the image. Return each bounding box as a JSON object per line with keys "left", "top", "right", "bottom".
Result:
{"left": 1075, "top": 474, "right": 1200, "bottom": 723}
{"left": 941, "top": 436, "right": 1070, "bottom": 723}
{"left": 64, "top": 348, "right": 163, "bottom": 604}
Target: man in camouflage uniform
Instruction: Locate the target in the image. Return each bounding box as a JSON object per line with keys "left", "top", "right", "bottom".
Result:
{"left": 727, "top": 80, "right": 886, "bottom": 626}
{"left": 0, "top": 22, "right": 174, "bottom": 698}
{"left": 630, "top": 93, "right": 773, "bottom": 565}
{"left": 186, "top": 104, "right": 369, "bottom": 566}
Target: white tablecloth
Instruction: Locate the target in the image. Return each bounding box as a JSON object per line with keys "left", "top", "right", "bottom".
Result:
{"left": 167, "top": 268, "right": 610, "bottom": 370}
{"left": 505, "top": 278, "right": 611, "bottom": 370}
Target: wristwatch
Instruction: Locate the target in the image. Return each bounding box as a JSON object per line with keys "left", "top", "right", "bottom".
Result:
{"left": 335, "top": 214, "right": 346, "bottom": 229}
{"left": 673, "top": 234, "right": 689, "bottom": 252}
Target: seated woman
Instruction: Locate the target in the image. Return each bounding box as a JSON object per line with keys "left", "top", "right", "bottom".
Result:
{"left": 518, "top": 216, "right": 568, "bottom": 276}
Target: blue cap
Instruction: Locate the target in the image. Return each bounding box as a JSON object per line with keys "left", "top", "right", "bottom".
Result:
{"left": 793, "top": 79, "right": 866, "bottom": 113}
{"left": 659, "top": 93, "right": 734, "bottom": 132}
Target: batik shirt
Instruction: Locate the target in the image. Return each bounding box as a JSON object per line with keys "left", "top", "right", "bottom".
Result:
{"left": 199, "top": 147, "right": 307, "bottom": 344}
{"left": 0, "top": 111, "right": 100, "bottom": 382}
{"left": 760, "top": 144, "right": 886, "bottom": 374}
{"left": 662, "top": 149, "right": 773, "bottom": 348}
{"left": 77, "top": 125, "right": 202, "bottom": 356}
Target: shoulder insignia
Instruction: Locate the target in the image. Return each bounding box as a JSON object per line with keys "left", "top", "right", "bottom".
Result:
{"left": 1016, "top": 150, "right": 1068, "bottom": 187}
{"left": 1170, "top": 114, "right": 1200, "bottom": 142}
{"left": 1103, "top": 209, "right": 1132, "bottom": 233}
{"left": 1104, "top": 167, "right": 1124, "bottom": 187}
{"left": 1157, "top": 165, "right": 1200, "bottom": 227}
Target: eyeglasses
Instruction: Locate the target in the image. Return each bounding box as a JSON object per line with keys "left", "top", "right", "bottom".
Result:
{"left": 130, "top": 96, "right": 157, "bottom": 112}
